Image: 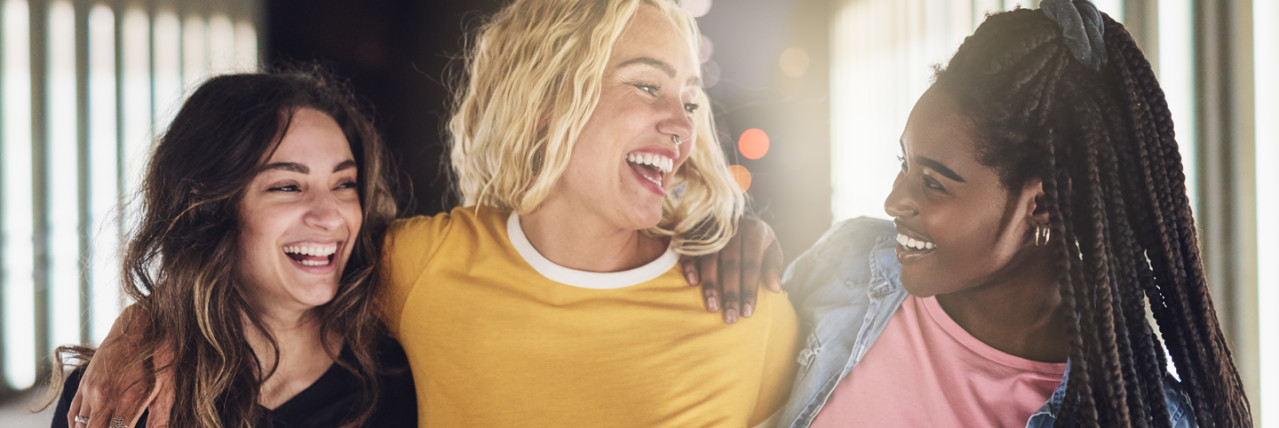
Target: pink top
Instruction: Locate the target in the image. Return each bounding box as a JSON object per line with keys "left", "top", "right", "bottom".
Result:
{"left": 809, "top": 295, "right": 1067, "bottom": 427}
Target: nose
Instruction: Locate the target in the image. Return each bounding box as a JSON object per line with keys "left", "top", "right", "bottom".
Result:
{"left": 303, "top": 192, "right": 345, "bottom": 230}
{"left": 883, "top": 172, "right": 918, "bottom": 218}
{"left": 657, "top": 94, "right": 696, "bottom": 148}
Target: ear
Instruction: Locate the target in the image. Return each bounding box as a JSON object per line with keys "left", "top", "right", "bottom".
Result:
{"left": 1021, "top": 178, "right": 1050, "bottom": 225}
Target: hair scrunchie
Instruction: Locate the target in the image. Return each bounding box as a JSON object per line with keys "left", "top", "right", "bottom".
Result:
{"left": 1041, "top": 0, "right": 1106, "bottom": 71}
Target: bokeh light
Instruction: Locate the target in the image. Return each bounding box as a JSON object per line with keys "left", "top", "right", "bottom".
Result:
{"left": 698, "top": 35, "right": 714, "bottom": 64}
{"left": 780, "top": 47, "right": 810, "bottom": 78}
{"left": 738, "top": 128, "right": 770, "bottom": 160}
{"left": 701, "top": 59, "right": 721, "bottom": 88}
{"left": 729, "top": 164, "right": 752, "bottom": 192}
{"left": 680, "top": 0, "right": 712, "bottom": 18}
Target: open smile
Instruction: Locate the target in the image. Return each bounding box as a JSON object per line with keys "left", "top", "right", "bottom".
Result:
{"left": 625, "top": 150, "right": 675, "bottom": 195}
{"left": 893, "top": 226, "right": 936, "bottom": 263}
{"left": 283, "top": 242, "right": 339, "bottom": 268}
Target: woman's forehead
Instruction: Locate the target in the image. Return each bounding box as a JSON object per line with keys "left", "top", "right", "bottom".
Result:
{"left": 611, "top": 5, "right": 698, "bottom": 73}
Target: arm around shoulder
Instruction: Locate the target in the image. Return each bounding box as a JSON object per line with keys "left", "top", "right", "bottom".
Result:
{"left": 781, "top": 217, "right": 896, "bottom": 304}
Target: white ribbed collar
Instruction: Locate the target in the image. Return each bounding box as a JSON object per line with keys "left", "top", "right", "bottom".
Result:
{"left": 506, "top": 212, "right": 679, "bottom": 289}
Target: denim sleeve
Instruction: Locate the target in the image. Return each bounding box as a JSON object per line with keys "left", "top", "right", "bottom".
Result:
{"left": 1164, "top": 374, "right": 1198, "bottom": 428}
{"left": 782, "top": 217, "right": 895, "bottom": 306}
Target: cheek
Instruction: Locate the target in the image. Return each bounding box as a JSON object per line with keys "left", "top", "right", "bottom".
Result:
{"left": 237, "top": 200, "right": 298, "bottom": 255}
{"left": 343, "top": 200, "right": 364, "bottom": 233}
{"left": 935, "top": 207, "right": 1012, "bottom": 270}
{"left": 674, "top": 138, "right": 696, "bottom": 172}
{"left": 237, "top": 205, "right": 272, "bottom": 253}
{"left": 564, "top": 137, "right": 608, "bottom": 171}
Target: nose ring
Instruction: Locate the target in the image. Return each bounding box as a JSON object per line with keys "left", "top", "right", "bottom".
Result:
{"left": 671, "top": 134, "right": 682, "bottom": 147}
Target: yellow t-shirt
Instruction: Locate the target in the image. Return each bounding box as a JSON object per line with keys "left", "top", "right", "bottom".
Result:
{"left": 381, "top": 206, "right": 798, "bottom": 427}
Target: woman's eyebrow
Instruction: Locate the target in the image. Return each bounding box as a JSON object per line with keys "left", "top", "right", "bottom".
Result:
{"left": 617, "top": 56, "right": 701, "bottom": 86}
{"left": 618, "top": 56, "right": 675, "bottom": 77}
{"left": 915, "top": 156, "right": 966, "bottom": 183}
{"left": 333, "top": 159, "right": 357, "bottom": 173}
{"left": 263, "top": 162, "right": 308, "bottom": 174}
{"left": 261, "top": 159, "right": 356, "bottom": 175}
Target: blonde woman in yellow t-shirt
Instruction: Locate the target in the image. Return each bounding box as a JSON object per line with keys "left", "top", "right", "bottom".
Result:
{"left": 66, "top": 1, "right": 797, "bottom": 427}
{"left": 379, "top": 1, "right": 797, "bottom": 426}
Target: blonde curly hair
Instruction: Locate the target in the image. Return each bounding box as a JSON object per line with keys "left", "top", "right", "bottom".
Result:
{"left": 448, "top": 0, "right": 744, "bottom": 256}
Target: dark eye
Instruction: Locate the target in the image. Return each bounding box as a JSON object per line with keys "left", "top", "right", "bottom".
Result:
{"left": 683, "top": 103, "right": 699, "bottom": 114}
{"left": 896, "top": 155, "right": 907, "bottom": 171}
{"left": 269, "top": 184, "right": 300, "bottom": 192}
{"left": 335, "top": 180, "right": 358, "bottom": 190}
{"left": 922, "top": 175, "right": 946, "bottom": 192}
{"left": 635, "top": 84, "right": 658, "bottom": 95}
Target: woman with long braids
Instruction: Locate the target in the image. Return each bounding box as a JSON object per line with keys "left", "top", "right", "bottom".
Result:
{"left": 777, "top": 0, "right": 1250, "bottom": 426}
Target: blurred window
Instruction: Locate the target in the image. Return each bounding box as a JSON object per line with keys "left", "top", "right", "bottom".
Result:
{"left": 0, "top": 0, "right": 260, "bottom": 394}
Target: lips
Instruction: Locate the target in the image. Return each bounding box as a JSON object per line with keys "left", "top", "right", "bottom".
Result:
{"left": 893, "top": 222, "right": 936, "bottom": 262}
{"left": 283, "top": 242, "right": 339, "bottom": 267}
{"left": 895, "top": 232, "right": 935, "bottom": 251}
{"left": 625, "top": 149, "right": 676, "bottom": 194}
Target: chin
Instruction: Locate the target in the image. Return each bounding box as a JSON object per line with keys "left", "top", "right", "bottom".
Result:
{"left": 899, "top": 272, "right": 936, "bottom": 297}
{"left": 296, "top": 285, "right": 341, "bottom": 307}
{"left": 623, "top": 205, "right": 665, "bottom": 231}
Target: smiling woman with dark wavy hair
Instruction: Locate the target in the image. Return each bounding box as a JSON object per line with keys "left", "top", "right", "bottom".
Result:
{"left": 47, "top": 70, "right": 415, "bottom": 428}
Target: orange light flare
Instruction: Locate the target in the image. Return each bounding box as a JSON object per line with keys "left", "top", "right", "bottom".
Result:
{"left": 738, "top": 128, "right": 770, "bottom": 160}
{"left": 729, "top": 164, "right": 753, "bottom": 192}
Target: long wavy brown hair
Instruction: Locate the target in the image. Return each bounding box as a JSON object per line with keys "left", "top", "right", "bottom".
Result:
{"left": 52, "top": 69, "right": 398, "bottom": 427}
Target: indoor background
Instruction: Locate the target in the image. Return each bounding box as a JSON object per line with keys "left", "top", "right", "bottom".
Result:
{"left": 1, "top": 0, "right": 1274, "bottom": 425}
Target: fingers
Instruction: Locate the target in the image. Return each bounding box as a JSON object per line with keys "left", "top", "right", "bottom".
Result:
{"left": 679, "top": 256, "right": 700, "bottom": 286}
{"left": 737, "top": 220, "right": 766, "bottom": 318}
{"left": 682, "top": 256, "right": 718, "bottom": 311}
{"left": 97, "top": 379, "right": 147, "bottom": 428}
{"left": 78, "top": 361, "right": 118, "bottom": 428}
{"left": 698, "top": 254, "right": 721, "bottom": 313}
{"left": 715, "top": 233, "right": 743, "bottom": 324}
{"left": 687, "top": 216, "right": 784, "bottom": 322}
{"left": 763, "top": 241, "right": 784, "bottom": 293}
{"left": 67, "top": 388, "right": 87, "bottom": 427}
{"left": 145, "top": 355, "right": 175, "bottom": 428}
{"left": 145, "top": 390, "right": 173, "bottom": 428}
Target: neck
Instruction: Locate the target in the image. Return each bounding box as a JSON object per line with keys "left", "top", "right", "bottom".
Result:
{"left": 242, "top": 307, "right": 339, "bottom": 409}
{"left": 519, "top": 203, "right": 666, "bottom": 273}
{"left": 935, "top": 248, "right": 1070, "bottom": 363}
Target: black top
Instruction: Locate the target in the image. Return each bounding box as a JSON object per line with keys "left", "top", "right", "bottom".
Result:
{"left": 52, "top": 338, "right": 417, "bottom": 427}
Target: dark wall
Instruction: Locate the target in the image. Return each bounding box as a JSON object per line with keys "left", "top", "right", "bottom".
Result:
{"left": 266, "top": 0, "right": 834, "bottom": 261}
{"left": 267, "top": 0, "right": 507, "bottom": 216}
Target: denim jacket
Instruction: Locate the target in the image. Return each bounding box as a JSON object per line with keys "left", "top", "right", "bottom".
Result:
{"left": 776, "top": 217, "right": 1196, "bottom": 428}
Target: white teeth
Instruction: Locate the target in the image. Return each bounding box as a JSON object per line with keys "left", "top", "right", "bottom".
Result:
{"left": 896, "top": 233, "right": 935, "bottom": 251}
{"left": 283, "top": 243, "right": 338, "bottom": 257}
{"left": 625, "top": 152, "right": 674, "bottom": 174}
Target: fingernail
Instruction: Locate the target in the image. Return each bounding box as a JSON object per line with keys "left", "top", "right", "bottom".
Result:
{"left": 743, "top": 303, "right": 754, "bottom": 318}
{"left": 706, "top": 296, "right": 719, "bottom": 312}
{"left": 770, "top": 277, "right": 782, "bottom": 293}
{"left": 724, "top": 308, "right": 738, "bottom": 324}
{"left": 686, "top": 270, "right": 699, "bottom": 285}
